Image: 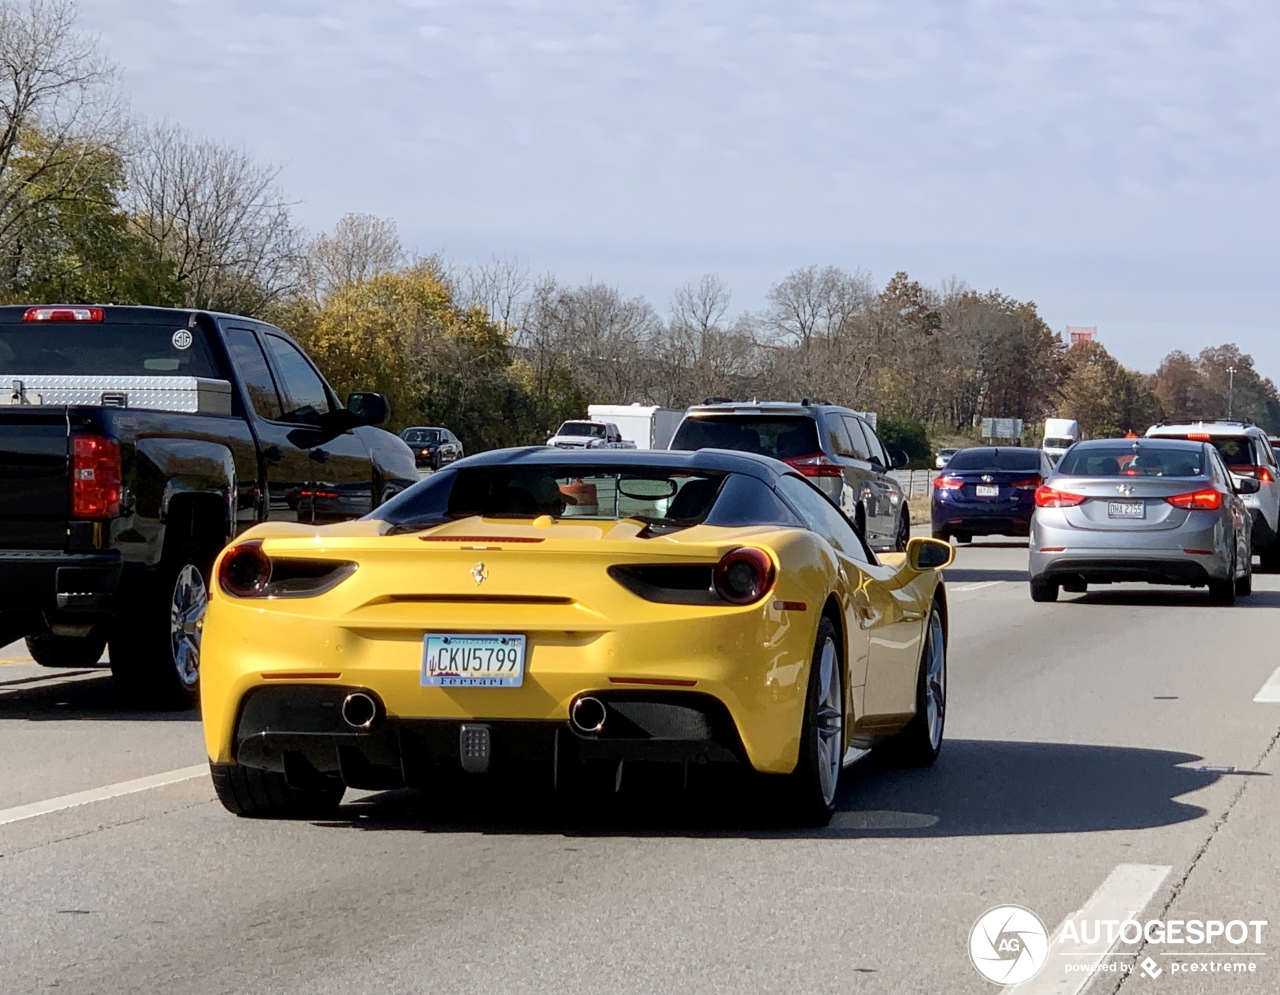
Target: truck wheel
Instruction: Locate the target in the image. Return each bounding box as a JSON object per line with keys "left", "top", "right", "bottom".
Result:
{"left": 25, "top": 629, "right": 108, "bottom": 668}
{"left": 110, "top": 540, "right": 211, "bottom": 710}
{"left": 210, "top": 763, "right": 345, "bottom": 819}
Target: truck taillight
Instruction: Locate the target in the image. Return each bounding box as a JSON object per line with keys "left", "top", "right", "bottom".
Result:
{"left": 71, "top": 435, "right": 122, "bottom": 518}
{"left": 23, "top": 306, "right": 104, "bottom": 322}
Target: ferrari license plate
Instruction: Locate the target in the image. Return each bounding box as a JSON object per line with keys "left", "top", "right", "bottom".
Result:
{"left": 975, "top": 484, "right": 999, "bottom": 497}
{"left": 1108, "top": 501, "right": 1145, "bottom": 519}
{"left": 421, "top": 634, "right": 526, "bottom": 687}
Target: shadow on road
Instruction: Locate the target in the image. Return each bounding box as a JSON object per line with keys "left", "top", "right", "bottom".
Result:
{"left": 944, "top": 568, "right": 1028, "bottom": 583}
{"left": 0, "top": 671, "right": 197, "bottom": 722}
{"left": 315, "top": 739, "right": 1234, "bottom": 840}
{"left": 1071, "top": 588, "right": 1280, "bottom": 609}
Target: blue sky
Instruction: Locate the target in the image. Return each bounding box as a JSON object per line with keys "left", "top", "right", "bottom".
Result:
{"left": 83, "top": 0, "right": 1280, "bottom": 377}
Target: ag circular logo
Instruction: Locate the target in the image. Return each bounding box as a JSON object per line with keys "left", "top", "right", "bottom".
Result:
{"left": 969, "top": 905, "right": 1049, "bottom": 985}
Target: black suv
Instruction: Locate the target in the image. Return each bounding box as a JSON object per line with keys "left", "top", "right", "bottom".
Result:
{"left": 668, "top": 400, "right": 910, "bottom": 550}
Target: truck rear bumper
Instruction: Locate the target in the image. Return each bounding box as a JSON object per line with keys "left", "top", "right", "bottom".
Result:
{"left": 0, "top": 550, "right": 123, "bottom": 613}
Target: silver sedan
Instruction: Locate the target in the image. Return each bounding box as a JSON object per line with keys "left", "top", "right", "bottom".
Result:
{"left": 1028, "top": 438, "right": 1256, "bottom": 604}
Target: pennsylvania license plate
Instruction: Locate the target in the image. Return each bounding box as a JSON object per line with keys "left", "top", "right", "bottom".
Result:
{"left": 1108, "top": 501, "right": 1145, "bottom": 519}
{"left": 421, "top": 634, "right": 526, "bottom": 687}
{"left": 975, "top": 484, "right": 999, "bottom": 497}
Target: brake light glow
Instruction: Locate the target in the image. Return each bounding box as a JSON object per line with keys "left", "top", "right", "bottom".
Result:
{"left": 1186, "top": 433, "right": 1211, "bottom": 441}
{"left": 23, "top": 306, "right": 104, "bottom": 322}
{"left": 1231, "top": 465, "right": 1274, "bottom": 483}
{"left": 1034, "top": 485, "right": 1086, "bottom": 508}
{"left": 1165, "top": 488, "right": 1222, "bottom": 511}
{"left": 786, "top": 453, "right": 844, "bottom": 478}
{"left": 1011, "top": 476, "right": 1043, "bottom": 491}
{"left": 933, "top": 475, "right": 962, "bottom": 490}
{"left": 70, "top": 434, "right": 122, "bottom": 518}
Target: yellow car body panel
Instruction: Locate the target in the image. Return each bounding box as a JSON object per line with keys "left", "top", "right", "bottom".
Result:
{"left": 200, "top": 516, "right": 947, "bottom": 776}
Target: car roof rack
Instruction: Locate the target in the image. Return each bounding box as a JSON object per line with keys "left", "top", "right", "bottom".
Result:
{"left": 800, "top": 396, "right": 831, "bottom": 406}
{"left": 701, "top": 397, "right": 735, "bottom": 405}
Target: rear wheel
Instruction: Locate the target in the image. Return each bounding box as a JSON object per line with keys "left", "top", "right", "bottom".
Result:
{"left": 954, "top": 533, "right": 972, "bottom": 544}
{"left": 25, "top": 629, "right": 107, "bottom": 668}
{"left": 931, "top": 529, "right": 950, "bottom": 543}
{"left": 881, "top": 600, "right": 946, "bottom": 766}
{"left": 892, "top": 510, "right": 910, "bottom": 552}
{"left": 1259, "top": 541, "right": 1280, "bottom": 574}
{"left": 1237, "top": 543, "right": 1253, "bottom": 596}
{"left": 1029, "top": 578, "right": 1059, "bottom": 602}
{"left": 1062, "top": 581, "right": 1087, "bottom": 594}
{"left": 1208, "top": 550, "right": 1237, "bottom": 606}
{"left": 777, "top": 617, "right": 843, "bottom": 826}
{"left": 210, "top": 763, "right": 345, "bottom": 818}
{"left": 110, "top": 540, "right": 211, "bottom": 710}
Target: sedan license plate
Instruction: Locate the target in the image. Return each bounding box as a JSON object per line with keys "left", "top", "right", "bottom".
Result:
{"left": 1108, "top": 501, "right": 1145, "bottom": 519}
{"left": 975, "top": 484, "right": 999, "bottom": 497}
{"left": 421, "top": 634, "right": 526, "bottom": 687}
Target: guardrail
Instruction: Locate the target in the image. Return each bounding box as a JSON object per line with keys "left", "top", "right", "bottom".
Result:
{"left": 890, "top": 469, "right": 941, "bottom": 499}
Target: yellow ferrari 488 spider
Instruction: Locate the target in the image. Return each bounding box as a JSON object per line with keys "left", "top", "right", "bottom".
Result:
{"left": 200, "top": 447, "right": 953, "bottom": 824}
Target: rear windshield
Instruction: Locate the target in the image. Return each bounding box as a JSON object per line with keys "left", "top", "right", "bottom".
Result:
{"left": 1043, "top": 437, "right": 1075, "bottom": 449}
{"left": 1152, "top": 433, "right": 1258, "bottom": 467}
{"left": 374, "top": 464, "right": 728, "bottom": 530}
{"left": 670, "top": 415, "right": 821, "bottom": 461}
{"left": 946, "top": 449, "right": 1041, "bottom": 471}
{"left": 0, "top": 322, "right": 222, "bottom": 378}
{"left": 1057, "top": 445, "right": 1205, "bottom": 478}
{"left": 559, "top": 422, "right": 606, "bottom": 438}
{"left": 402, "top": 429, "right": 441, "bottom": 444}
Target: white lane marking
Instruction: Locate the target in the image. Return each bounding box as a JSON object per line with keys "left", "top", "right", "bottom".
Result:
{"left": 1254, "top": 666, "right": 1280, "bottom": 703}
{"left": 952, "top": 581, "right": 1001, "bottom": 593}
{"left": 0, "top": 765, "right": 207, "bottom": 826}
{"left": 1004, "top": 863, "right": 1172, "bottom": 994}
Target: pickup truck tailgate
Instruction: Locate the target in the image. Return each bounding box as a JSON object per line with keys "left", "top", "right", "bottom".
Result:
{"left": 0, "top": 411, "right": 69, "bottom": 548}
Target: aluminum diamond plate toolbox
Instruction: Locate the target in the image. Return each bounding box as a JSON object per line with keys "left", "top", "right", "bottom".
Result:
{"left": 2, "top": 376, "right": 232, "bottom": 415}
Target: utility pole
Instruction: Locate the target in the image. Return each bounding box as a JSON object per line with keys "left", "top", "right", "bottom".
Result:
{"left": 1227, "top": 366, "right": 1237, "bottom": 419}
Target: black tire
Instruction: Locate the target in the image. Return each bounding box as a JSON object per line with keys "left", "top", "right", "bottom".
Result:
{"left": 880, "top": 599, "right": 946, "bottom": 767}
{"left": 25, "top": 629, "right": 107, "bottom": 668}
{"left": 1029, "top": 578, "right": 1059, "bottom": 602}
{"left": 1237, "top": 543, "right": 1253, "bottom": 597}
{"left": 1258, "top": 542, "right": 1280, "bottom": 574}
{"left": 210, "top": 763, "right": 345, "bottom": 818}
{"left": 954, "top": 533, "right": 972, "bottom": 544}
{"left": 892, "top": 510, "right": 910, "bottom": 552}
{"left": 1208, "top": 558, "right": 1236, "bottom": 606}
{"left": 776, "top": 616, "right": 843, "bottom": 826}
{"left": 931, "top": 529, "right": 950, "bottom": 543}
{"left": 109, "top": 539, "right": 212, "bottom": 710}
{"left": 1062, "top": 581, "right": 1087, "bottom": 594}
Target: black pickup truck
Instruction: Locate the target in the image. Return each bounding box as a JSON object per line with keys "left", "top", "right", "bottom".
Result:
{"left": 0, "top": 305, "right": 418, "bottom": 707}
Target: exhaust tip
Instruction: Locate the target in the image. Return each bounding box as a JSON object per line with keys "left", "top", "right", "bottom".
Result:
{"left": 570, "top": 696, "right": 606, "bottom": 735}
{"left": 340, "top": 691, "right": 379, "bottom": 730}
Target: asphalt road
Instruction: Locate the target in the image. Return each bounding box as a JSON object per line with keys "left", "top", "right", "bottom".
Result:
{"left": 2, "top": 535, "right": 1278, "bottom": 994}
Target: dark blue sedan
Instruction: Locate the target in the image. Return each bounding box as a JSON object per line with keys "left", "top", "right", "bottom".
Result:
{"left": 931, "top": 447, "right": 1056, "bottom": 543}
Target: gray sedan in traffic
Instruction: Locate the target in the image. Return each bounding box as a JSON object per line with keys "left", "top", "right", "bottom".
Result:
{"left": 1028, "top": 438, "right": 1256, "bottom": 604}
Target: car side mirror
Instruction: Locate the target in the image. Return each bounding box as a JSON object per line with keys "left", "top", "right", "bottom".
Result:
{"left": 890, "top": 451, "right": 910, "bottom": 469}
{"left": 346, "top": 391, "right": 389, "bottom": 426}
{"left": 905, "top": 536, "right": 954, "bottom": 572}
{"left": 1236, "top": 477, "right": 1262, "bottom": 495}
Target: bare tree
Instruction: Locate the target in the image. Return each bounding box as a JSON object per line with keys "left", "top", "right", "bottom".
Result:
{"left": 302, "top": 212, "right": 403, "bottom": 302}
{"left": 460, "top": 254, "right": 530, "bottom": 330}
{"left": 125, "top": 120, "right": 301, "bottom": 314}
{"left": 0, "top": 0, "right": 125, "bottom": 281}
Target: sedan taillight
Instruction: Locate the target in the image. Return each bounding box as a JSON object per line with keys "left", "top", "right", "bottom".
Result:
{"left": 1011, "top": 476, "right": 1043, "bottom": 491}
{"left": 933, "top": 475, "right": 962, "bottom": 490}
{"left": 1165, "top": 488, "right": 1223, "bottom": 511}
{"left": 1034, "top": 485, "right": 1086, "bottom": 508}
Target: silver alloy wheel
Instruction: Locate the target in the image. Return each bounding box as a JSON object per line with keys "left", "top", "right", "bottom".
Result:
{"left": 923, "top": 609, "right": 946, "bottom": 750}
{"left": 815, "top": 635, "right": 843, "bottom": 806}
{"left": 169, "top": 564, "right": 207, "bottom": 688}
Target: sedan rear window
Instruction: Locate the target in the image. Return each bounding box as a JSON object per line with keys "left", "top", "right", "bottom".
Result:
{"left": 1057, "top": 445, "right": 1205, "bottom": 477}
{"left": 946, "top": 449, "right": 1041, "bottom": 471}
{"left": 669, "top": 416, "right": 821, "bottom": 461}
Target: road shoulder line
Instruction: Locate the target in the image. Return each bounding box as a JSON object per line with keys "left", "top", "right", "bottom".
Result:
{"left": 0, "top": 765, "right": 207, "bottom": 827}
{"left": 1253, "top": 666, "right": 1280, "bottom": 703}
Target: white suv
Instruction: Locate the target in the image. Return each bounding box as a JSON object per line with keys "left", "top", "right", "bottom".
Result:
{"left": 1145, "top": 420, "right": 1280, "bottom": 570}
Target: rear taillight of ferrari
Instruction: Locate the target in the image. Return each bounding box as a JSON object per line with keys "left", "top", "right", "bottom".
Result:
{"left": 71, "top": 434, "right": 122, "bottom": 518}
{"left": 713, "top": 547, "right": 776, "bottom": 605}
{"left": 218, "top": 540, "right": 356, "bottom": 599}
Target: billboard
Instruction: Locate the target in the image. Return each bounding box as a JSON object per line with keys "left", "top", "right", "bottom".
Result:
{"left": 1066, "top": 325, "right": 1096, "bottom": 345}
{"left": 981, "top": 417, "right": 1024, "bottom": 440}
